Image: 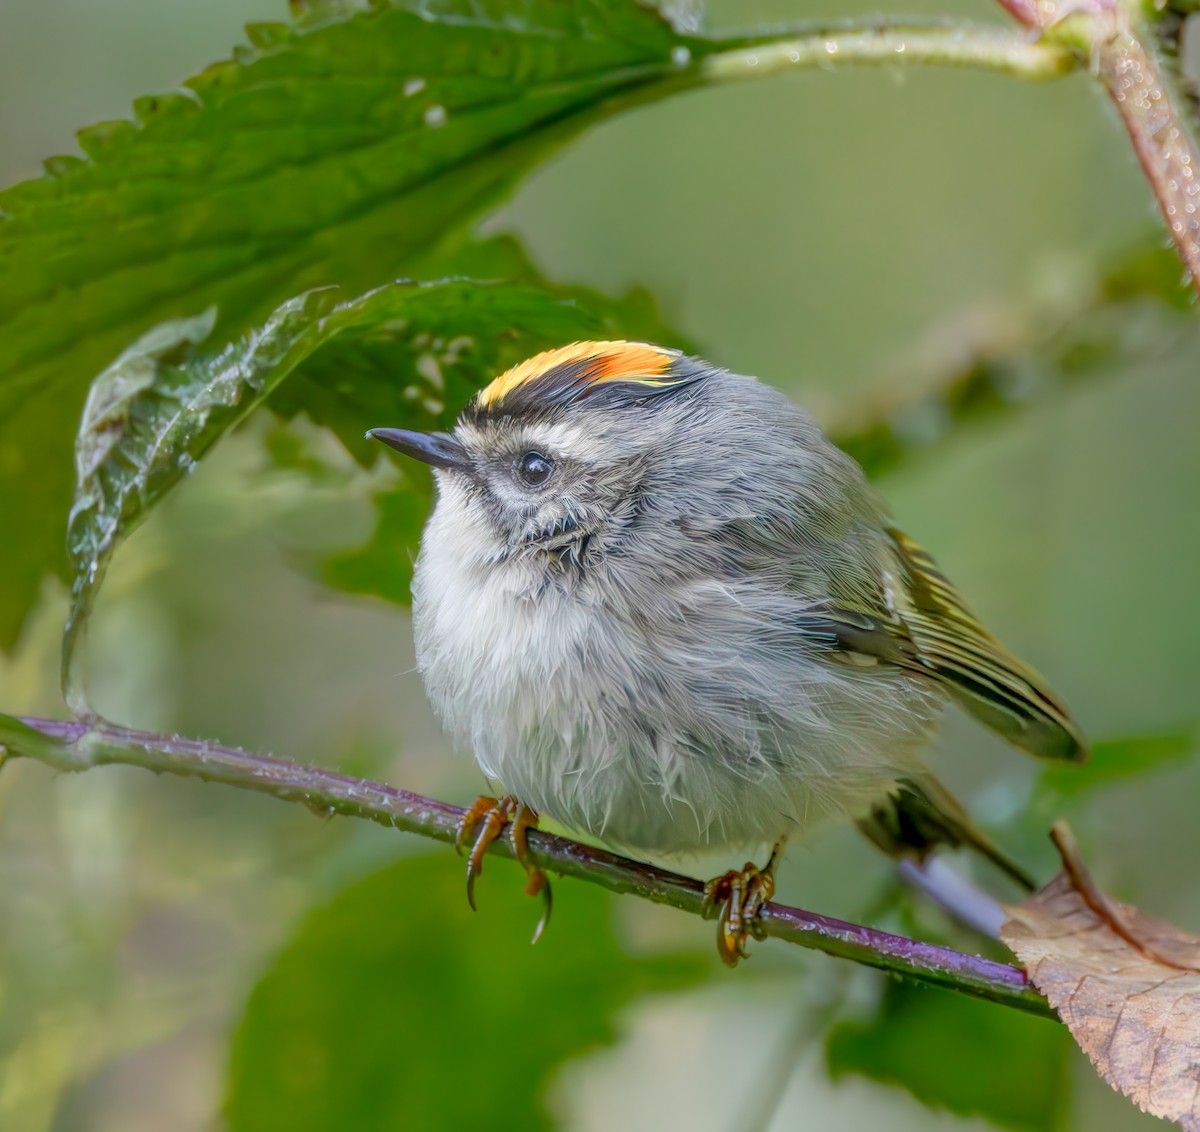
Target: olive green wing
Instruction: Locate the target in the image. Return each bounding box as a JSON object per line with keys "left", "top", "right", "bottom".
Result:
{"left": 790, "top": 527, "right": 1087, "bottom": 762}
{"left": 881, "top": 528, "right": 1088, "bottom": 762}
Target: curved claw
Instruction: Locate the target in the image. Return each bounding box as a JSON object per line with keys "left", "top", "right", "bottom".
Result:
{"left": 457, "top": 795, "right": 506, "bottom": 912}
{"left": 455, "top": 795, "right": 551, "bottom": 941}
{"left": 701, "top": 839, "right": 786, "bottom": 967}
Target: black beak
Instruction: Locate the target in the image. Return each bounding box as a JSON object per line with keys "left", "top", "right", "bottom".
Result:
{"left": 366, "top": 427, "right": 470, "bottom": 471}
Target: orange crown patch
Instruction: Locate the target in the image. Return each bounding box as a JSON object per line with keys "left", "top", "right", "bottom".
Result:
{"left": 474, "top": 341, "right": 680, "bottom": 411}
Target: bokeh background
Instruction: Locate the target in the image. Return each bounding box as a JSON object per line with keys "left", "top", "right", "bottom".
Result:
{"left": 1, "top": 1, "right": 1197, "bottom": 1129}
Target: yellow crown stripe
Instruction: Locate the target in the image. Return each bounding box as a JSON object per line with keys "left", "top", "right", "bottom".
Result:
{"left": 475, "top": 340, "right": 676, "bottom": 409}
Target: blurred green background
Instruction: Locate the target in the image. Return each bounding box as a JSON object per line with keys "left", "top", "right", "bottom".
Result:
{"left": 1, "top": 1, "right": 1196, "bottom": 1130}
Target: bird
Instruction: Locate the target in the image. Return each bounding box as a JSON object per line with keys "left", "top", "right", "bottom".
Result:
{"left": 368, "top": 339, "right": 1087, "bottom": 964}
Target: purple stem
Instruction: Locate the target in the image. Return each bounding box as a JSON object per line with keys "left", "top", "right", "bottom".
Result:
{"left": 2, "top": 715, "right": 1053, "bottom": 1018}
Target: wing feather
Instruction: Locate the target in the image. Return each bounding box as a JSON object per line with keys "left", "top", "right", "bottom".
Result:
{"left": 798, "top": 527, "right": 1087, "bottom": 762}
{"left": 883, "top": 528, "right": 1087, "bottom": 762}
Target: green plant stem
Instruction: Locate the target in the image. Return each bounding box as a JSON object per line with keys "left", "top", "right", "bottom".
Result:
{"left": 0, "top": 713, "right": 1053, "bottom": 1019}
{"left": 995, "top": 0, "right": 1200, "bottom": 292}
{"left": 703, "top": 21, "right": 1075, "bottom": 83}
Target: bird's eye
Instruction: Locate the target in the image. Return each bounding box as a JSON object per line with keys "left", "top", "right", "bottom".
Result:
{"left": 516, "top": 451, "right": 554, "bottom": 487}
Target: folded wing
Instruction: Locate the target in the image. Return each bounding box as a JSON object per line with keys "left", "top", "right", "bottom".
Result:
{"left": 798, "top": 528, "right": 1088, "bottom": 763}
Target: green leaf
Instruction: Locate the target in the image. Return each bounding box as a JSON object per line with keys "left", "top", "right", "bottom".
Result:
{"left": 1036, "top": 726, "right": 1198, "bottom": 799}
{"left": 226, "top": 851, "right": 708, "bottom": 1132}
{"left": 62, "top": 276, "right": 616, "bottom": 708}
{"left": 318, "top": 483, "right": 429, "bottom": 605}
{"left": 276, "top": 233, "right": 696, "bottom": 605}
{"left": 0, "top": 0, "right": 721, "bottom": 647}
{"left": 826, "top": 979, "right": 1073, "bottom": 1132}
{"left": 274, "top": 234, "right": 693, "bottom": 463}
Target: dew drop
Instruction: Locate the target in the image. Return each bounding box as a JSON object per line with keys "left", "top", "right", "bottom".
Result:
{"left": 670, "top": 45, "right": 691, "bottom": 68}
{"left": 424, "top": 104, "right": 447, "bottom": 128}
{"left": 416, "top": 352, "right": 443, "bottom": 389}
{"left": 403, "top": 77, "right": 426, "bottom": 98}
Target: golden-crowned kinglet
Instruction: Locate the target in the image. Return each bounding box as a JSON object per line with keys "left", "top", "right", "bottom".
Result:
{"left": 369, "top": 340, "right": 1086, "bottom": 963}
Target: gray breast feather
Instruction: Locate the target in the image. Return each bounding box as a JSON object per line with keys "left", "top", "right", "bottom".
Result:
{"left": 415, "top": 540, "right": 942, "bottom": 855}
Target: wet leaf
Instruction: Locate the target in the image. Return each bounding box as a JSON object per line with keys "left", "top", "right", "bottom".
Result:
{"left": 273, "top": 233, "right": 695, "bottom": 605}
{"left": 62, "top": 277, "right": 613, "bottom": 708}
{"left": 226, "top": 851, "right": 709, "bottom": 1132}
{"left": 1002, "top": 823, "right": 1200, "bottom": 1132}
{"left": 271, "top": 233, "right": 694, "bottom": 463}
{"left": 0, "top": 0, "right": 734, "bottom": 646}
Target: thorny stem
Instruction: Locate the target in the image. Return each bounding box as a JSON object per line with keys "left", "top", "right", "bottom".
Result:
{"left": 0, "top": 714, "right": 1053, "bottom": 1020}
{"left": 717, "top": 6, "right": 1200, "bottom": 298}
{"left": 1095, "top": 27, "right": 1200, "bottom": 289}
{"left": 994, "top": 0, "right": 1200, "bottom": 293}
{"left": 722, "top": 6, "right": 1200, "bottom": 298}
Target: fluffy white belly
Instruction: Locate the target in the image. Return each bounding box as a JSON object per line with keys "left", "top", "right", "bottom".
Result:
{"left": 413, "top": 540, "right": 942, "bottom": 856}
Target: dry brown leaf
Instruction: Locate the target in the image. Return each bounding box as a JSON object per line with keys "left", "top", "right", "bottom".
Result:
{"left": 1002, "top": 822, "right": 1200, "bottom": 1131}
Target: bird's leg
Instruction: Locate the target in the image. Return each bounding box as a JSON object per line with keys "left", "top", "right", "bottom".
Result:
{"left": 456, "top": 794, "right": 507, "bottom": 911}
{"left": 702, "top": 838, "right": 787, "bottom": 967}
{"left": 455, "top": 795, "right": 552, "bottom": 941}
{"left": 510, "top": 800, "right": 552, "bottom": 942}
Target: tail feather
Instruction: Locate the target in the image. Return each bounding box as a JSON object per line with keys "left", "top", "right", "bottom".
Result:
{"left": 857, "top": 776, "right": 1035, "bottom": 892}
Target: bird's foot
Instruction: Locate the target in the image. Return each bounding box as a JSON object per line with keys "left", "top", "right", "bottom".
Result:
{"left": 456, "top": 795, "right": 552, "bottom": 942}
{"left": 701, "top": 840, "right": 786, "bottom": 966}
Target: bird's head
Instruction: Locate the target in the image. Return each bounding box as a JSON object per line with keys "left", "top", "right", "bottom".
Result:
{"left": 368, "top": 340, "right": 715, "bottom": 570}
